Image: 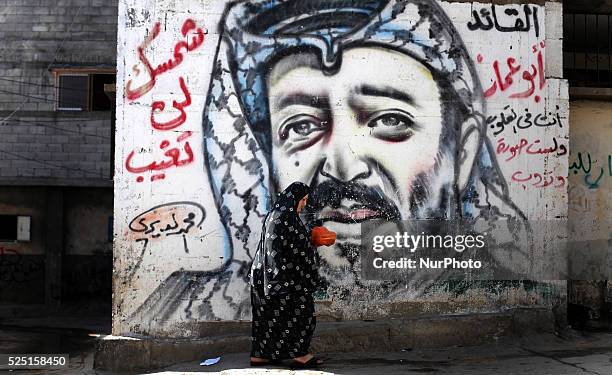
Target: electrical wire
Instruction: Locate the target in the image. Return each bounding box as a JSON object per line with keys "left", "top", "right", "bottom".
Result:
{"left": 1, "top": 5, "right": 84, "bottom": 123}
{"left": 0, "top": 5, "right": 113, "bottom": 181}
{"left": 0, "top": 149, "right": 107, "bottom": 178}
{"left": 4, "top": 117, "right": 112, "bottom": 123}
{"left": 0, "top": 88, "right": 91, "bottom": 107}
{"left": 2, "top": 118, "right": 107, "bottom": 139}
{"left": 0, "top": 88, "right": 60, "bottom": 104}
{"left": 0, "top": 76, "right": 110, "bottom": 92}
{"left": 0, "top": 85, "right": 114, "bottom": 113}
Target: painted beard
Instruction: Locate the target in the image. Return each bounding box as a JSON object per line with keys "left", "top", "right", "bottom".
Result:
{"left": 301, "top": 146, "right": 457, "bottom": 294}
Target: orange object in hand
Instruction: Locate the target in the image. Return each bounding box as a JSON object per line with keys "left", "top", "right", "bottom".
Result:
{"left": 311, "top": 226, "right": 337, "bottom": 247}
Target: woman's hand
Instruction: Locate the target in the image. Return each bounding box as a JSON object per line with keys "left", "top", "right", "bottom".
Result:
{"left": 311, "top": 226, "right": 337, "bottom": 247}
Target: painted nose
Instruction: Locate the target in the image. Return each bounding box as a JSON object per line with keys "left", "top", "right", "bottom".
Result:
{"left": 320, "top": 133, "right": 370, "bottom": 182}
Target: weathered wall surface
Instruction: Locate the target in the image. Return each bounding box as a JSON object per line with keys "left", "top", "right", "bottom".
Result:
{"left": 0, "top": 0, "right": 118, "bottom": 112}
{"left": 0, "top": 187, "right": 47, "bottom": 304}
{"left": 567, "top": 101, "right": 612, "bottom": 314}
{"left": 63, "top": 188, "right": 113, "bottom": 305}
{"left": 0, "top": 1, "right": 117, "bottom": 309}
{"left": 0, "top": 114, "right": 112, "bottom": 182}
{"left": 568, "top": 101, "right": 612, "bottom": 246}
{"left": 65, "top": 188, "right": 113, "bottom": 256}
{"left": 114, "top": 0, "right": 568, "bottom": 337}
{"left": 0, "top": 1, "right": 116, "bottom": 184}
{"left": 0, "top": 187, "right": 113, "bottom": 306}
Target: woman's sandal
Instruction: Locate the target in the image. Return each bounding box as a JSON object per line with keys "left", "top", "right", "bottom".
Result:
{"left": 250, "top": 359, "right": 282, "bottom": 367}
{"left": 289, "top": 356, "right": 323, "bottom": 369}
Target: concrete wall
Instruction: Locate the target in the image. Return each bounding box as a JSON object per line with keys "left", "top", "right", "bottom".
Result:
{"left": 0, "top": 113, "right": 112, "bottom": 183}
{"left": 0, "top": 0, "right": 117, "bottom": 184}
{"left": 0, "top": 186, "right": 112, "bottom": 307}
{"left": 0, "top": 0, "right": 116, "bottom": 310}
{"left": 114, "top": 0, "right": 569, "bottom": 337}
{"left": 63, "top": 187, "right": 113, "bottom": 306}
{"left": 0, "top": 0, "right": 118, "bottom": 112}
{"left": 568, "top": 101, "right": 612, "bottom": 248}
{"left": 0, "top": 187, "right": 47, "bottom": 304}
{"left": 568, "top": 100, "right": 612, "bottom": 315}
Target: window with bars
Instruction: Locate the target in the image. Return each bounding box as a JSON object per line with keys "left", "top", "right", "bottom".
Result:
{"left": 564, "top": 13, "right": 612, "bottom": 87}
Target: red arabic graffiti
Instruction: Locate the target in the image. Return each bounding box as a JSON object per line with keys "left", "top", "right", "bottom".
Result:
{"left": 511, "top": 170, "right": 565, "bottom": 189}
{"left": 124, "top": 17, "right": 203, "bottom": 183}
{"left": 126, "top": 131, "right": 194, "bottom": 183}
{"left": 496, "top": 137, "right": 567, "bottom": 161}
{"left": 150, "top": 76, "right": 192, "bottom": 130}
{"left": 125, "top": 19, "right": 205, "bottom": 101}
{"left": 479, "top": 40, "right": 546, "bottom": 103}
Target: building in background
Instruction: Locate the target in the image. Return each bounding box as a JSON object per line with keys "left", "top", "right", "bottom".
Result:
{"left": 0, "top": 1, "right": 117, "bottom": 315}
{"left": 564, "top": 0, "right": 612, "bottom": 322}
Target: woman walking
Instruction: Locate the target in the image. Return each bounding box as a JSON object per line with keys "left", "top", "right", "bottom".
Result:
{"left": 249, "top": 182, "right": 333, "bottom": 369}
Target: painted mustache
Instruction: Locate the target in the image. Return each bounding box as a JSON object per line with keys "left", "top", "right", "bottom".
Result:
{"left": 302, "top": 179, "right": 401, "bottom": 224}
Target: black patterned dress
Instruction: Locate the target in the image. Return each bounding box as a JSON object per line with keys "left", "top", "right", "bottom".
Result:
{"left": 249, "top": 182, "right": 319, "bottom": 360}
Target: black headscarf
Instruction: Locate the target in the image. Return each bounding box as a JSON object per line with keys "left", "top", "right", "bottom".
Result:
{"left": 271, "top": 182, "right": 310, "bottom": 217}
{"left": 250, "top": 182, "right": 318, "bottom": 296}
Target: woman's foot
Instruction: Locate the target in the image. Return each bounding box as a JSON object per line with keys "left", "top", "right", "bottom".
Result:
{"left": 291, "top": 354, "right": 323, "bottom": 368}
{"left": 293, "top": 353, "right": 314, "bottom": 364}
{"left": 250, "top": 357, "right": 281, "bottom": 367}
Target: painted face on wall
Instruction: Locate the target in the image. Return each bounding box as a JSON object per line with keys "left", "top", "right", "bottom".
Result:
{"left": 268, "top": 46, "right": 451, "bottom": 268}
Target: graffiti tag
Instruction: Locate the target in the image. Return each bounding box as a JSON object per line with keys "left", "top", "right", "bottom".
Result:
{"left": 150, "top": 76, "right": 192, "bottom": 131}
{"left": 124, "top": 17, "right": 203, "bottom": 183}
{"left": 487, "top": 105, "right": 562, "bottom": 137}
{"left": 129, "top": 201, "right": 206, "bottom": 253}
{"left": 0, "top": 247, "right": 42, "bottom": 284}
{"left": 511, "top": 170, "right": 566, "bottom": 189}
{"left": 125, "top": 131, "right": 194, "bottom": 183}
{"left": 496, "top": 137, "right": 567, "bottom": 162}
{"left": 570, "top": 152, "right": 612, "bottom": 189}
{"left": 479, "top": 41, "right": 546, "bottom": 102}
{"left": 468, "top": 4, "right": 540, "bottom": 37}
{"left": 125, "top": 19, "right": 206, "bottom": 101}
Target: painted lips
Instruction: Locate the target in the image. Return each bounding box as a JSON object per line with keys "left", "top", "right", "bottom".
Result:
{"left": 317, "top": 207, "right": 383, "bottom": 223}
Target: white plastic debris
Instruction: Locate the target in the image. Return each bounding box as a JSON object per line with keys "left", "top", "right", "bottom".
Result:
{"left": 199, "top": 356, "right": 221, "bottom": 366}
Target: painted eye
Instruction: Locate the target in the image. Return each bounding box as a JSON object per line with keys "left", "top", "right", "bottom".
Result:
{"left": 379, "top": 115, "right": 404, "bottom": 127}
{"left": 278, "top": 115, "right": 328, "bottom": 142}
{"left": 290, "top": 121, "right": 320, "bottom": 136}
{"left": 280, "top": 117, "right": 326, "bottom": 140}
{"left": 368, "top": 112, "right": 413, "bottom": 128}
{"left": 367, "top": 111, "right": 416, "bottom": 142}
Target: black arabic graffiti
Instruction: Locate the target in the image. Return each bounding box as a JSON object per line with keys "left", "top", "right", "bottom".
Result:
{"left": 129, "top": 201, "right": 206, "bottom": 254}
{"left": 0, "top": 247, "right": 42, "bottom": 284}
{"left": 487, "top": 105, "right": 563, "bottom": 137}
{"left": 468, "top": 4, "right": 540, "bottom": 38}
